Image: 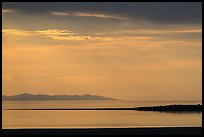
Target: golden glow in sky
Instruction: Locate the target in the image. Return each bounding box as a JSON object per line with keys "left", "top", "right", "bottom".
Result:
{"left": 2, "top": 2, "right": 202, "bottom": 101}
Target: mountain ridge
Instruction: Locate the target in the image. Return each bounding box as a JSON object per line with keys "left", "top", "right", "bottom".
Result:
{"left": 2, "top": 93, "right": 115, "bottom": 101}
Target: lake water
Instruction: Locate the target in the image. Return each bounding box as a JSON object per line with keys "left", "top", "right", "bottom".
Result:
{"left": 2, "top": 100, "right": 202, "bottom": 129}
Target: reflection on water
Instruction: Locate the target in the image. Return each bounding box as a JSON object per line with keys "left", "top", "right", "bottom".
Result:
{"left": 2, "top": 100, "right": 202, "bottom": 129}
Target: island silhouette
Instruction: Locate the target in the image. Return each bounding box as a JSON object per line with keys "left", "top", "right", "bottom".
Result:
{"left": 2, "top": 93, "right": 115, "bottom": 101}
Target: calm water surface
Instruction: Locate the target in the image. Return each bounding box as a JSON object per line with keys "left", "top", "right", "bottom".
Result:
{"left": 2, "top": 100, "right": 202, "bottom": 129}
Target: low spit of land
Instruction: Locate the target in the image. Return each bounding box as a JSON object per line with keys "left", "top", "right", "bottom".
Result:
{"left": 5, "top": 104, "right": 202, "bottom": 113}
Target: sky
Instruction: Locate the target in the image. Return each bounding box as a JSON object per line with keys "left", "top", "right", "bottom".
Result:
{"left": 2, "top": 2, "right": 202, "bottom": 101}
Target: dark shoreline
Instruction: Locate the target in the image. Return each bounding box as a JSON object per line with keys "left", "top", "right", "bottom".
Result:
{"left": 2, "top": 127, "right": 202, "bottom": 135}
{"left": 4, "top": 104, "right": 202, "bottom": 113}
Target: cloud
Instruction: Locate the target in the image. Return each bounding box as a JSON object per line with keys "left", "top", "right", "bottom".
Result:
{"left": 2, "top": 29, "right": 76, "bottom": 39}
{"left": 157, "top": 29, "right": 202, "bottom": 34}
{"left": 2, "top": 28, "right": 116, "bottom": 41}
{"left": 35, "top": 29, "right": 76, "bottom": 36}
{"left": 50, "top": 11, "right": 70, "bottom": 16}
{"left": 50, "top": 11, "right": 127, "bottom": 19}
{"left": 72, "top": 12, "right": 127, "bottom": 19}
{"left": 2, "top": 9, "right": 15, "bottom": 13}
{"left": 169, "top": 29, "right": 202, "bottom": 33}
{"left": 49, "top": 35, "right": 117, "bottom": 41}
{"left": 110, "top": 28, "right": 202, "bottom": 36}
{"left": 2, "top": 29, "right": 33, "bottom": 36}
{"left": 2, "top": 2, "right": 201, "bottom": 24}
{"left": 48, "top": 35, "right": 92, "bottom": 41}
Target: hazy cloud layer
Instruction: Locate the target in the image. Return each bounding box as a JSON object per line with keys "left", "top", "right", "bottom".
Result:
{"left": 50, "top": 11, "right": 127, "bottom": 19}
{"left": 3, "top": 2, "right": 202, "bottom": 24}
{"left": 2, "top": 29, "right": 118, "bottom": 41}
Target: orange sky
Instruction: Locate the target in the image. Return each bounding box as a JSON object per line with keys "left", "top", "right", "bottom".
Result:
{"left": 2, "top": 3, "right": 202, "bottom": 101}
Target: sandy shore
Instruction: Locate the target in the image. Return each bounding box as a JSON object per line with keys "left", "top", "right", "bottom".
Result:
{"left": 2, "top": 127, "right": 202, "bottom": 135}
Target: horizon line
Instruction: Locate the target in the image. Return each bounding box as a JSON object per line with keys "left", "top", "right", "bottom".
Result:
{"left": 2, "top": 93, "right": 202, "bottom": 102}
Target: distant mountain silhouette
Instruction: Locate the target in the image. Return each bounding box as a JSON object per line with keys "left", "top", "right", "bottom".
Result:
{"left": 2, "top": 93, "right": 115, "bottom": 101}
